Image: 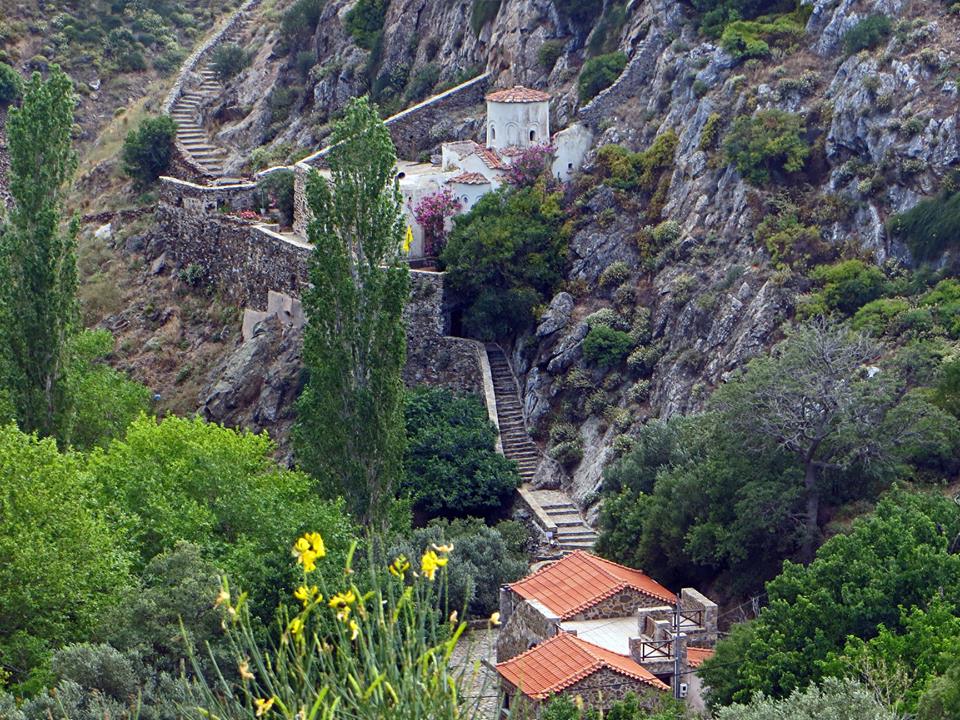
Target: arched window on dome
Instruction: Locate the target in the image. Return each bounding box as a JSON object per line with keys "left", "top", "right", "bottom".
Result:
{"left": 490, "top": 125, "right": 496, "bottom": 140}
{"left": 529, "top": 129, "right": 536, "bottom": 141}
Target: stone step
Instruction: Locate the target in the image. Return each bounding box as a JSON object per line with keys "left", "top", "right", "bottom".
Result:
{"left": 556, "top": 529, "right": 598, "bottom": 538}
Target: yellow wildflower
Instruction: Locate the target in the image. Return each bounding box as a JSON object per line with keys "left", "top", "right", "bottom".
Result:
{"left": 293, "top": 585, "right": 321, "bottom": 608}
{"left": 328, "top": 589, "right": 356, "bottom": 609}
{"left": 388, "top": 555, "right": 410, "bottom": 577}
{"left": 431, "top": 543, "right": 454, "bottom": 554}
{"left": 420, "top": 550, "right": 448, "bottom": 581}
{"left": 214, "top": 588, "right": 230, "bottom": 608}
{"left": 239, "top": 659, "right": 255, "bottom": 681}
{"left": 449, "top": 610, "right": 458, "bottom": 624}
{"left": 349, "top": 618, "right": 360, "bottom": 640}
{"left": 292, "top": 536, "right": 320, "bottom": 573}
{"left": 289, "top": 617, "right": 304, "bottom": 636}
{"left": 254, "top": 697, "right": 276, "bottom": 717}
{"left": 489, "top": 611, "right": 501, "bottom": 626}
{"left": 304, "top": 532, "right": 326, "bottom": 558}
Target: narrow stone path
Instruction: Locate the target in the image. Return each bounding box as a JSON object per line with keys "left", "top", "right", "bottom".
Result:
{"left": 485, "top": 345, "right": 597, "bottom": 554}
{"left": 171, "top": 20, "right": 250, "bottom": 177}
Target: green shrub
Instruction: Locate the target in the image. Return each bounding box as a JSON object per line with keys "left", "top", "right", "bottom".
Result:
{"left": 724, "top": 109, "right": 809, "bottom": 185}
{"left": 919, "top": 279, "right": 960, "bottom": 337}
{"left": 121, "top": 115, "right": 176, "bottom": 187}
{"left": 281, "top": 0, "right": 324, "bottom": 47}
{"left": 400, "top": 387, "right": 520, "bottom": 521}
{"left": 586, "top": 2, "right": 628, "bottom": 56}
{"left": 888, "top": 190, "right": 960, "bottom": 263}
{"left": 808, "top": 259, "right": 887, "bottom": 315}
{"left": 594, "top": 130, "right": 679, "bottom": 217}
{"left": 720, "top": 11, "right": 806, "bottom": 61}
{"left": 555, "top": 0, "right": 604, "bottom": 26}
{"left": 210, "top": 43, "right": 250, "bottom": 82}
{"left": 0, "top": 62, "right": 22, "bottom": 105}
{"left": 405, "top": 63, "right": 440, "bottom": 102}
{"left": 842, "top": 14, "right": 892, "bottom": 55}
{"left": 470, "top": 0, "right": 502, "bottom": 35}
{"left": 585, "top": 307, "right": 627, "bottom": 329}
{"left": 583, "top": 325, "right": 634, "bottom": 368}
{"left": 599, "top": 260, "right": 630, "bottom": 288}
{"left": 538, "top": 39, "right": 566, "bottom": 70}
{"left": 700, "top": 112, "right": 723, "bottom": 151}
{"left": 346, "top": 0, "right": 387, "bottom": 49}
{"left": 852, "top": 297, "right": 910, "bottom": 335}
{"left": 692, "top": 0, "right": 796, "bottom": 37}
{"left": 754, "top": 211, "right": 826, "bottom": 268}
{"left": 652, "top": 219, "right": 682, "bottom": 245}
{"left": 257, "top": 169, "right": 296, "bottom": 227}
{"left": 578, "top": 51, "right": 627, "bottom": 104}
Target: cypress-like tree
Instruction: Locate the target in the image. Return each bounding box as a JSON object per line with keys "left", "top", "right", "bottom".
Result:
{"left": 0, "top": 67, "right": 78, "bottom": 439}
{"left": 295, "top": 96, "right": 409, "bottom": 528}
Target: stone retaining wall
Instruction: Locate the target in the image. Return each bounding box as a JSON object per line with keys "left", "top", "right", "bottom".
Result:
{"left": 156, "top": 183, "right": 483, "bottom": 395}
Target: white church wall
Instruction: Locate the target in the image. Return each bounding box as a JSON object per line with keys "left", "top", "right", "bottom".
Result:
{"left": 487, "top": 101, "right": 550, "bottom": 151}
{"left": 552, "top": 123, "right": 594, "bottom": 183}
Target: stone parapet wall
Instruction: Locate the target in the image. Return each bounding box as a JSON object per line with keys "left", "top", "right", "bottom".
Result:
{"left": 496, "top": 594, "right": 559, "bottom": 663}
{"left": 156, "top": 198, "right": 483, "bottom": 394}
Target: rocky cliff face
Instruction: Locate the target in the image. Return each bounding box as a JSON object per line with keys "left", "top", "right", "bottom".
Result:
{"left": 194, "top": 0, "right": 958, "bottom": 513}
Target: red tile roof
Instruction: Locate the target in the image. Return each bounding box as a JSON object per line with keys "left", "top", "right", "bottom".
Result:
{"left": 447, "top": 172, "right": 490, "bottom": 185}
{"left": 509, "top": 550, "right": 676, "bottom": 619}
{"left": 486, "top": 85, "right": 552, "bottom": 103}
{"left": 475, "top": 147, "right": 506, "bottom": 170}
{"left": 686, "top": 646, "right": 715, "bottom": 669}
{"left": 496, "top": 633, "right": 669, "bottom": 700}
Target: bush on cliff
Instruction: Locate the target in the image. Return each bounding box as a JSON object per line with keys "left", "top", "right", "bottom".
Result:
{"left": 578, "top": 51, "right": 627, "bottom": 104}
{"left": 723, "top": 109, "right": 809, "bottom": 185}
{"left": 888, "top": 189, "right": 960, "bottom": 264}
{"left": 0, "top": 62, "right": 22, "bottom": 106}
{"left": 121, "top": 115, "right": 176, "bottom": 187}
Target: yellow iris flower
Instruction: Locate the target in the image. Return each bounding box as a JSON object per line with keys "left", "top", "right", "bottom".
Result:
{"left": 388, "top": 555, "right": 410, "bottom": 577}
{"left": 293, "top": 585, "right": 321, "bottom": 607}
{"left": 292, "top": 533, "right": 324, "bottom": 573}
{"left": 254, "top": 697, "right": 276, "bottom": 717}
{"left": 349, "top": 618, "right": 360, "bottom": 640}
{"left": 420, "top": 550, "right": 448, "bottom": 581}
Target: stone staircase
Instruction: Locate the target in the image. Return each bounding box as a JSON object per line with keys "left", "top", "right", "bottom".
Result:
{"left": 171, "top": 63, "right": 228, "bottom": 176}
{"left": 170, "top": 16, "right": 252, "bottom": 177}
{"left": 485, "top": 345, "right": 597, "bottom": 554}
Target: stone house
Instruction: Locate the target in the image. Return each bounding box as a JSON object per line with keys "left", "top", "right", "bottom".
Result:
{"left": 495, "top": 551, "right": 717, "bottom": 714}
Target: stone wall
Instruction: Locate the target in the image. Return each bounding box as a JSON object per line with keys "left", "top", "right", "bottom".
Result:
{"left": 565, "top": 668, "right": 668, "bottom": 710}
{"left": 289, "top": 72, "right": 491, "bottom": 237}
{"left": 156, "top": 183, "right": 483, "bottom": 395}
{"left": 496, "top": 592, "right": 559, "bottom": 662}
{"left": 566, "top": 588, "right": 668, "bottom": 622}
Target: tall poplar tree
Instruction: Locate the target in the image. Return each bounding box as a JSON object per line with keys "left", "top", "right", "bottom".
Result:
{"left": 295, "top": 96, "right": 409, "bottom": 528}
{"left": 0, "top": 67, "right": 79, "bottom": 439}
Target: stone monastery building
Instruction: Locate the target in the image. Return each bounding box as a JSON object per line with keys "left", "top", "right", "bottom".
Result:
{"left": 386, "top": 85, "right": 592, "bottom": 259}
{"left": 495, "top": 551, "right": 717, "bottom": 714}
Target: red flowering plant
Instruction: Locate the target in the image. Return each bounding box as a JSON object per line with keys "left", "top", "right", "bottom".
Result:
{"left": 412, "top": 189, "right": 462, "bottom": 256}
{"left": 504, "top": 144, "right": 555, "bottom": 187}
{"left": 235, "top": 209, "right": 260, "bottom": 221}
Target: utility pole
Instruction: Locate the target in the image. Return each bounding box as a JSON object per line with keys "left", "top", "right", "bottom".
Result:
{"left": 673, "top": 601, "right": 683, "bottom": 699}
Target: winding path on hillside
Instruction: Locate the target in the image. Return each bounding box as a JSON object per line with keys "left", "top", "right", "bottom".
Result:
{"left": 486, "top": 345, "right": 597, "bottom": 554}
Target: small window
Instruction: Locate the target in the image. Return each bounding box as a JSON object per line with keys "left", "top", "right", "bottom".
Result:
{"left": 396, "top": 171, "right": 406, "bottom": 179}
{"left": 461, "top": 195, "right": 469, "bottom": 204}
{"left": 568, "top": 163, "right": 573, "bottom": 170}
{"left": 529, "top": 129, "right": 536, "bottom": 141}
{"left": 491, "top": 126, "right": 496, "bottom": 140}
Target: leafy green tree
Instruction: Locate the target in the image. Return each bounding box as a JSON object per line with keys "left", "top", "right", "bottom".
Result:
{"left": 700, "top": 490, "right": 960, "bottom": 706}
{"left": 843, "top": 14, "right": 892, "bottom": 55}
{"left": 0, "top": 424, "right": 131, "bottom": 691}
{"left": 804, "top": 259, "right": 888, "bottom": 316}
{"left": 401, "top": 387, "right": 520, "bottom": 521}
{"left": 582, "top": 325, "right": 633, "bottom": 368}
{"left": 711, "top": 320, "right": 958, "bottom": 561}
{"left": 716, "top": 678, "right": 895, "bottom": 720}
{"left": 441, "top": 185, "right": 567, "bottom": 340}
{"left": 934, "top": 357, "right": 960, "bottom": 418}
{"left": 0, "top": 67, "right": 79, "bottom": 440}
{"left": 0, "top": 63, "right": 22, "bottom": 106}
{"left": 61, "top": 330, "right": 151, "bottom": 450}
{"left": 723, "top": 109, "right": 809, "bottom": 185}
{"left": 919, "top": 661, "right": 960, "bottom": 720}
{"left": 295, "top": 96, "right": 409, "bottom": 528}
{"left": 121, "top": 115, "right": 177, "bottom": 187}
{"left": 87, "top": 415, "right": 357, "bottom": 616}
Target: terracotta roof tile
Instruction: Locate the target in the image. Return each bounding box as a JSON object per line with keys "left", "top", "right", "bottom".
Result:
{"left": 508, "top": 550, "right": 676, "bottom": 619}
{"left": 447, "top": 172, "right": 491, "bottom": 185}
{"left": 486, "top": 85, "right": 552, "bottom": 103}
{"left": 686, "top": 646, "right": 715, "bottom": 669}
{"left": 496, "top": 633, "right": 669, "bottom": 700}
{"left": 475, "top": 147, "right": 506, "bottom": 170}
